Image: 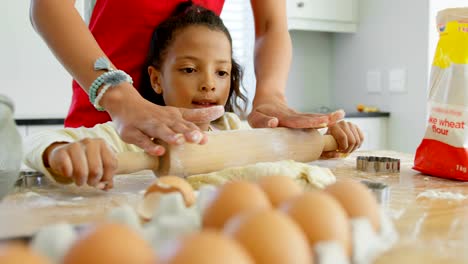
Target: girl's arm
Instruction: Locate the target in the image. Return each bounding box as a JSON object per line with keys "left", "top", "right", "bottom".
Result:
{"left": 249, "top": 0, "right": 345, "bottom": 128}
{"left": 30, "top": 0, "right": 223, "bottom": 155}
{"left": 23, "top": 122, "right": 138, "bottom": 189}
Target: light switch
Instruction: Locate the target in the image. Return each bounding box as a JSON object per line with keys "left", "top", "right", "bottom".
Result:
{"left": 389, "top": 69, "right": 406, "bottom": 93}
{"left": 366, "top": 71, "right": 381, "bottom": 94}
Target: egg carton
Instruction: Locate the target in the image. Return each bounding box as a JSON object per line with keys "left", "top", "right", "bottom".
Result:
{"left": 314, "top": 209, "right": 398, "bottom": 264}
{"left": 29, "top": 185, "right": 397, "bottom": 264}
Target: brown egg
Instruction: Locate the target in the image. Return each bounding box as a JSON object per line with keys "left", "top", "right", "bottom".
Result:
{"left": 325, "top": 179, "right": 381, "bottom": 231}
{"left": 62, "top": 222, "right": 157, "bottom": 264}
{"left": 224, "top": 209, "right": 313, "bottom": 264}
{"left": 160, "top": 230, "right": 254, "bottom": 264}
{"left": 138, "top": 175, "right": 195, "bottom": 220}
{"left": 280, "top": 191, "right": 352, "bottom": 256}
{"left": 256, "top": 176, "right": 303, "bottom": 207}
{"left": 202, "top": 180, "right": 272, "bottom": 229}
{"left": 0, "top": 243, "right": 51, "bottom": 264}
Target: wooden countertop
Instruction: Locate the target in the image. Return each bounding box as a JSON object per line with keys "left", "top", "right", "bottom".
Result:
{"left": 1, "top": 150, "right": 468, "bottom": 263}
{"left": 327, "top": 151, "right": 468, "bottom": 264}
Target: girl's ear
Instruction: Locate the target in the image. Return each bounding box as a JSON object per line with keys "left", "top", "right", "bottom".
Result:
{"left": 148, "top": 66, "right": 163, "bottom": 94}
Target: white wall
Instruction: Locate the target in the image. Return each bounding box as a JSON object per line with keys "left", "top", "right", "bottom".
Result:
{"left": 286, "top": 31, "right": 332, "bottom": 112}
{"left": 1, "top": 1, "right": 74, "bottom": 119}
{"left": 331, "top": 0, "right": 430, "bottom": 153}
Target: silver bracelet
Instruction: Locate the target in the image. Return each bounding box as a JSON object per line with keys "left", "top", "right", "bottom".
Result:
{"left": 89, "top": 57, "right": 133, "bottom": 111}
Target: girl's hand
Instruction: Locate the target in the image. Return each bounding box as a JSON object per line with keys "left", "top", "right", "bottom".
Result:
{"left": 43, "top": 138, "right": 117, "bottom": 190}
{"left": 321, "top": 121, "right": 364, "bottom": 159}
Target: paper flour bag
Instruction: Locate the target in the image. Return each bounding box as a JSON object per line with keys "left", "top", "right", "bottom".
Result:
{"left": 414, "top": 8, "right": 468, "bottom": 180}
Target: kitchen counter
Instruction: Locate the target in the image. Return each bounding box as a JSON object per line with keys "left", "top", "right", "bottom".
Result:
{"left": 15, "top": 118, "right": 65, "bottom": 126}
{"left": 1, "top": 150, "right": 468, "bottom": 263}
{"left": 13, "top": 111, "right": 390, "bottom": 126}
{"left": 324, "top": 151, "right": 468, "bottom": 263}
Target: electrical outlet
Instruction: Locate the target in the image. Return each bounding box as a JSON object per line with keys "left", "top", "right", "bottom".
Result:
{"left": 389, "top": 69, "right": 406, "bottom": 93}
{"left": 366, "top": 71, "right": 382, "bottom": 94}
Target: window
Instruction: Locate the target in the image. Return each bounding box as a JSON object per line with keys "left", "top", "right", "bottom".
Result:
{"left": 75, "top": 0, "right": 95, "bottom": 25}
{"left": 221, "top": 1, "right": 255, "bottom": 115}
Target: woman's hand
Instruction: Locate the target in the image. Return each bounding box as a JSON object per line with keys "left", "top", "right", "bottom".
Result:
{"left": 321, "top": 121, "right": 364, "bottom": 159}
{"left": 248, "top": 96, "right": 345, "bottom": 129}
{"left": 102, "top": 83, "right": 225, "bottom": 156}
{"left": 44, "top": 138, "right": 117, "bottom": 190}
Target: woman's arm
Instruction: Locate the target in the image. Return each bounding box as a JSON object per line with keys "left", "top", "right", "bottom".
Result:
{"left": 250, "top": 0, "right": 292, "bottom": 107}
{"left": 29, "top": 0, "right": 224, "bottom": 155}
{"left": 249, "top": 0, "right": 345, "bottom": 128}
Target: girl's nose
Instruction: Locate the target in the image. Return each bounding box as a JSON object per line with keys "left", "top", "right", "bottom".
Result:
{"left": 199, "top": 75, "right": 216, "bottom": 92}
{"left": 199, "top": 85, "right": 216, "bottom": 92}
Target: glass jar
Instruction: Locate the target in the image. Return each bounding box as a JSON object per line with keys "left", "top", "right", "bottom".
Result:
{"left": 0, "top": 95, "right": 22, "bottom": 199}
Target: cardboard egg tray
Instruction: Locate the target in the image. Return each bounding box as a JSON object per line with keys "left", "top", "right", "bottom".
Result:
{"left": 25, "top": 184, "right": 398, "bottom": 264}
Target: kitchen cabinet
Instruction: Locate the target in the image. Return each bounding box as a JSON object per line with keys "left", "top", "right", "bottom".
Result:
{"left": 346, "top": 116, "right": 388, "bottom": 150}
{"left": 287, "top": 0, "right": 358, "bottom": 33}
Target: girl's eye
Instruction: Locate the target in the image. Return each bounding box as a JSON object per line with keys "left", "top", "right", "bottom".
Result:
{"left": 180, "top": 68, "right": 195, "bottom": 73}
{"left": 218, "top": 71, "right": 229, "bottom": 77}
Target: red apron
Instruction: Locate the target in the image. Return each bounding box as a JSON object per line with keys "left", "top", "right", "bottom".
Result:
{"left": 66, "top": 0, "right": 225, "bottom": 128}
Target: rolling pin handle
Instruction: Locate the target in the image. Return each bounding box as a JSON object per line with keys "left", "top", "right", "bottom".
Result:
{"left": 322, "top": 135, "right": 338, "bottom": 152}
{"left": 116, "top": 152, "right": 159, "bottom": 175}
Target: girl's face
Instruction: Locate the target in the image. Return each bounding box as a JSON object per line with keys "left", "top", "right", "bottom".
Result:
{"left": 148, "top": 25, "right": 232, "bottom": 112}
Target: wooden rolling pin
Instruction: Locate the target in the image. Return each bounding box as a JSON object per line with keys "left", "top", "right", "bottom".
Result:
{"left": 116, "top": 127, "right": 337, "bottom": 177}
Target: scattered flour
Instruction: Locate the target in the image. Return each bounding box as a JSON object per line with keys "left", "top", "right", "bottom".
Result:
{"left": 417, "top": 190, "right": 468, "bottom": 200}
{"left": 22, "top": 191, "right": 78, "bottom": 207}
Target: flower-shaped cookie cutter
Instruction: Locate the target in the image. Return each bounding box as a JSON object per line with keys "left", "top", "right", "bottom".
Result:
{"left": 356, "top": 156, "right": 400, "bottom": 173}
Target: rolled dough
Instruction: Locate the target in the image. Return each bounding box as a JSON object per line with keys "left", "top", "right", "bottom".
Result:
{"left": 186, "top": 160, "right": 336, "bottom": 190}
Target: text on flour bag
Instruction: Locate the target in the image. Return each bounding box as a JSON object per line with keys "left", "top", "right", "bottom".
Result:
{"left": 414, "top": 8, "right": 468, "bottom": 180}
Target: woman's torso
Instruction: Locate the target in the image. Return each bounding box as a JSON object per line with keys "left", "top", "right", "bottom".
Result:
{"left": 66, "top": 0, "right": 225, "bottom": 128}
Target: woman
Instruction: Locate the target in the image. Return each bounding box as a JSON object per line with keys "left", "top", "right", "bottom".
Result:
{"left": 30, "top": 0, "right": 347, "bottom": 156}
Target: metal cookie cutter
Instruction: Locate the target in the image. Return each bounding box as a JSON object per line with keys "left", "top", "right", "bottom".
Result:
{"left": 360, "top": 180, "right": 390, "bottom": 204}
{"left": 15, "top": 171, "right": 46, "bottom": 188}
{"left": 356, "top": 156, "right": 400, "bottom": 173}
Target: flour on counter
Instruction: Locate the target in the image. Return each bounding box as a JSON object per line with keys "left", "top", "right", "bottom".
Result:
{"left": 21, "top": 191, "right": 78, "bottom": 207}
{"left": 417, "top": 190, "right": 468, "bottom": 200}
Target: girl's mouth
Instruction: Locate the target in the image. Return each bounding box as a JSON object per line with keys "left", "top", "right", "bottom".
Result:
{"left": 192, "top": 100, "right": 218, "bottom": 108}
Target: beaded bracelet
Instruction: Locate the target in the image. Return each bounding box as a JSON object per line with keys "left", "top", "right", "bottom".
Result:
{"left": 93, "top": 83, "right": 111, "bottom": 111}
{"left": 88, "top": 57, "right": 133, "bottom": 111}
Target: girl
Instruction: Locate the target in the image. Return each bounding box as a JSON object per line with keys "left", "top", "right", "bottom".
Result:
{"left": 24, "top": 3, "right": 363, "bottom": 190}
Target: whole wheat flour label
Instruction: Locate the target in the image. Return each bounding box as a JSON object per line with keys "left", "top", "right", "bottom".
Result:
{"left": 414, "top": 8, "right": 468, "bottom": 180}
